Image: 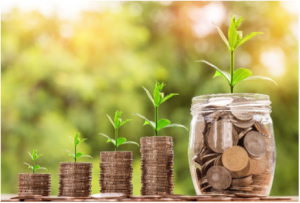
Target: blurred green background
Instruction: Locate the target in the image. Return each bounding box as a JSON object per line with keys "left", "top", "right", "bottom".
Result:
{"left": 1, "top": 1, "right": 298, "bottom": 196}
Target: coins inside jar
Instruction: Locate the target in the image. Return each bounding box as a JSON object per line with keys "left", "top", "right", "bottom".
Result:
{"left": 191, "top": 96, "right": 274, "bottom": 195}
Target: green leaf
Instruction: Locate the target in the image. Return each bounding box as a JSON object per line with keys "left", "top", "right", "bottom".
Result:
{"left": 64, "top": 149, "right": 75, "bottom": 158}
{"left": 213, "top": 70, "right": 231, "bottom": 85}
{"left": 241, "top": 76, "right": 277, "bottom": 85}
{"left": 153, "top": 81, "right": 165, "bottom": 107}
{"left": 119, "top": 119, "right": 131, "bottom": 128}
{"left": 143, "top": 120, "right": 156, "bottom": 130}
{"left": 32, "top": 149, "right": 37, "bottom": 160}
{"left": 28, "top": 151, "right": 33, "bottom": 160}
{"left": 232, "top": 68, "right": 252, "bottom": 86}
{"left": 118, "top": 141, "right": 140, "bottom": 147}
{"left": 197, "top": 60, "right": 231, "bottom": 83}
{"left": 133, "top": 113, "right": 156, "bottom": 129}
{"left": 75, "top": 152, "right": 83, "bottom": 158}
{"left": 74, "top": 133, "right": 80, "bottom": 146}
{"left": 160, "top": 93, "right": 178, "bottom": 105}
{"left": 116, "top": 137, "right": 127, "bottom": 147}
{"left": 77, "top": 138, "right": 87, "bottom": 146}
{"left": 163, "top": 124, "right": 189, "bottom": 131}
{"left": 35, "top": 154, "right": 43, "bottom": 160}
{"left": 212, "top": 22, "right": 230, "bottom": 50}
{"left": 228, "top": 22, "right": 237, "bottom": 51}
{"left": 142, "top": 86, "right": 155, "bottom": 106}
{"left": 98, "top": 133, "right": 116, "bottom": 146}
{"left": 235, "top": 31, "right": 243, "bottom": 47}
{"left": 79, "top": 155, "right": 93, "bottom": 159}
{"left": 114, "top": 111, "right": 122, "bottom": 129}
{"left": 36, "top": 167, "right": 48, "bottom": 171}
{"left": 33, "top": 165, "right": 40, "bottom": 171}
{"left": 236, "top": 32, "right": 263, "bottom": 47}
{"left": 69, "top": 136, "right": 74, "bottom": 144}
{"left": 213, "top": 70, "right": 223, "bottom": 78}
{"left": 106, "top": 114, "right": 115, "bottom": 128}
{"left": 24, "top": 162, "right": 33, "bottom": 170}
{"left": 233, "top": 16, "right": 245, "bottom": 29}
{"left": 157, "top": 119, "right": 171, "bottom": 132}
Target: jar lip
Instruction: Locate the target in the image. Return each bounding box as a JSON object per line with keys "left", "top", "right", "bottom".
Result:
{"left": 192, "top": 93, "right": 270, "bottom": 103}
{"left": 191, "top": 93, "right": 271, "bottom": 115}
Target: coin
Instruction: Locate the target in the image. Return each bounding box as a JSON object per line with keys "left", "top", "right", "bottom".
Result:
{"left": 222, "top": 146, "right": 249, "bottom": 172}
{"left": 206, "top": 119, "right": 234, "bottom": 153}
{"left": 230, "top": 186, "right": 253, "bottom": 192}
{"left": 244, "top": 131, "right": 267, "bottom": 159}
{"left": 231, "top": 119, "right": 255, "bottom": 129}
{"left": 141, "top": 136, "right": 173, "bottom": 141}
{"left": 232, "top": 175, "right": 253, "bottom": 187}
{"left": 260, "top": 197, "right": 291, "bottom": 200}
{"left": 238, "top": 127, "right": 252, "bottom": 140}
{"left": 213, "top": 155, "right": 222, "bottom": 166}
{"left": 254, "top": 122, "right": 271, "bottom": 137}
{"left": 199, "top": 153, "right": 219, "bottom": 165}
{"left": 207, "top": 166, "right": 232, "bottom": 190}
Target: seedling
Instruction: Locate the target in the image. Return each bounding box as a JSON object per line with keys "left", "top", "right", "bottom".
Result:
{"left": 24, "top": 149, "right": 47, "bottom": 173}
{"left": 64, "top": 133, "right": 92, "bottom": 162}
{"left": 134, "top": 81, "right": 188, "bottom": 136}
{"left": 99, "top": 111, "right": 139, "bottom": 151}
{"left": 198, "top": 15, "right": 277, "bottom": 93}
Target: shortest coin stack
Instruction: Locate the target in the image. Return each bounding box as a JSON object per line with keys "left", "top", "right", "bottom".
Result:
{"left": 100, "top": 151, "right": 133, "bottom": 196}
{"left": 140, "top": 136, "right": 174, "bottom": 195}
{"left": 18, "top": 173, "right": 51, "bottom": 196}
{"left": 58, "top": 162, "right": 92, "bottom": 197}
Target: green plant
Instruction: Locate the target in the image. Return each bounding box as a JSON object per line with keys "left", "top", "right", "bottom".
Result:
{"left": 64, "top": 133, "right": 92, "bottom": 162}
{"left": 99, "top": 111, "right": 139, "bottom": 151}
{"left": 134, "top": 81, "right": 188, "bottom": 136}
{"left": 24, "top": 149, "right": 47, "bottom": 173}
{"left": 198, "top": 15, "right": 277, "bottom": 93}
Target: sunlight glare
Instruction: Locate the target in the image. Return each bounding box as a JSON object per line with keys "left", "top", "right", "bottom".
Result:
{"left": 260, "top": 48, "right": 286, "bottom": 77}
{"left": 189, "top": 2, "right": 226, "bottom": 38}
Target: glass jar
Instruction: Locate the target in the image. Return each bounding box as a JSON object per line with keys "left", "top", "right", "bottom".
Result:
{"left": 188, "top": 93, "right": 276, "bottom": 195}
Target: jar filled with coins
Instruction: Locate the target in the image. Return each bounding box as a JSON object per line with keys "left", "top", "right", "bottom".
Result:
{"left": 188, "top": 94, "right": 276, "bottom": 195}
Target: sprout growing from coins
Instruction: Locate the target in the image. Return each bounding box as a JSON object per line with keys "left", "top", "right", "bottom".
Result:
{"left": 198, "top": 15, "right": 277, "bottom": 93}
{"left": 24, "top": 149, "right": 47, "bottom": 173}
{"left": 133, "top": 81, "right": 188, "bottom": 136}
{"left": 64, "top": 133, "right": 93, "bottom": 162}
{"left": 99, "top": 111, "right": 139, "bottom": 151}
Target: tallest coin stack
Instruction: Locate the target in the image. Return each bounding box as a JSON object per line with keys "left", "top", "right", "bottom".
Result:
{"left": 140, "top": 136, "right": 174, "bottom": 195}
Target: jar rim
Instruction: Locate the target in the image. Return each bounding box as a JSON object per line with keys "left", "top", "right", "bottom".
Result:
{"left": 191, "top": 93, "right": 271, "bottom": 115}
{"left": 192, "top": 93, "right": 270, "bottom": 103}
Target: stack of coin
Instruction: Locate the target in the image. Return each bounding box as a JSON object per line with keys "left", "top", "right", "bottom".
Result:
{"left": 190, "top": 96, "right": 275, "bottom": 195}
{"left": 18, "top": 173, "right": 51, "bottom": 196}
{"left": 140, "top": 136, "right": 174, "bottom": 195}
{"left": 100, "top": 151, "right": 133, "bottom": 196}
{"left": 58, "top": 162, "right": 92, "bottom": 197}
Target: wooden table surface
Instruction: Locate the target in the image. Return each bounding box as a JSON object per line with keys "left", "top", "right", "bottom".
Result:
{"left": 1, "top": 194, "right": 298, "bottom": 202}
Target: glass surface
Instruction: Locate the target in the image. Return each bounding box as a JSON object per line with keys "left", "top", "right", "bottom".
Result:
{"left": 188, "top": 93, "right": 276, "bottom": 195}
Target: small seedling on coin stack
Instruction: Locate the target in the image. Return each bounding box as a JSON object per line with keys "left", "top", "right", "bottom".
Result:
{"left": 64, "top": 133, "right": 93, "bottom": 162}
{"left": 133, "top": 81, "right": 188, "bottom": 136}
{"left": 24, "top": 149, "right": 47, "bottom": 173}
{"left": 198, "top": 15, "right": 277, "bottom": 93}
{"left": 99, "top": 111, "right": 139, "bottom": 151}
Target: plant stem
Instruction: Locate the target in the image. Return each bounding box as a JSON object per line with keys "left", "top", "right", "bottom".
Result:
{"left": 155, "top": 106, "right": 158, "bottom": 136}
{"left": 115, "top": 128, "right": 118, "bottom": 151}
{"left": 230, "top": 51, "right": 234, "bottom": 93}
{"left": 33, "top": 159, "right": 35, "bottom": 173}
{"left": 75, "top": 145, "right": 77, "bottom": 162}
